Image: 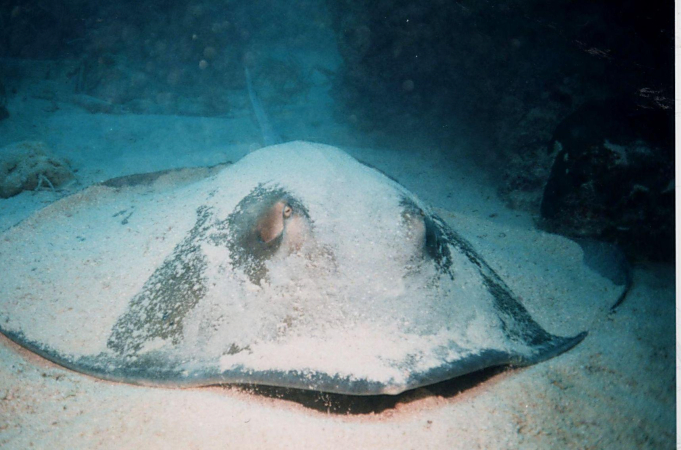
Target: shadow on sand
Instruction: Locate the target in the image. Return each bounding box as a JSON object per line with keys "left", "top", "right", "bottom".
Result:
{"left": 230, "top": 366, "right": 507, "bottom": 415}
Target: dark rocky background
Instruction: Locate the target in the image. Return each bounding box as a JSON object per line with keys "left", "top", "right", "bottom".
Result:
{"left": 0, "top": 0, "right": 674, "bottom": 261}
{"left": 327, "top": 0, "right": 674, "bottom": 261}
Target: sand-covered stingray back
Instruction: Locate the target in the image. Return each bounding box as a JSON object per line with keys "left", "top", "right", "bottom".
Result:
{"left": 0, "top": 142, "right": 625, "bottom": 393}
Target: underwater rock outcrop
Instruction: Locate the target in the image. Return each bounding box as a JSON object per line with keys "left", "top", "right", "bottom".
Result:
{"left": 540, "top": 99, "right": 674, "bottom": 261}
{"left": 0, "top": 141, "right": 76, "bottom": 198}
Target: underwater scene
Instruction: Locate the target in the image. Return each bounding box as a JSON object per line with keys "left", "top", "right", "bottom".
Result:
{"left": 0, "top": 0, "right": 675, "bottom": 448}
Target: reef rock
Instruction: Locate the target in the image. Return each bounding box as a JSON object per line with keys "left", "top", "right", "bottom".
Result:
{"left": 0, "top": 141, "right": 76, "bottom": 198}
{"left": 540, "top": 99, "right": 674, "bottom": 261}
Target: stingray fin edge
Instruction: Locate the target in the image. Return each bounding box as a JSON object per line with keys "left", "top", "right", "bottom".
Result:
{"left": 513, "top": 330, "right": 588, "bottom": 367}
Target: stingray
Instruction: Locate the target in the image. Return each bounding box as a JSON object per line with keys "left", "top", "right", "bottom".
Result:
{"left": 0, "top": 142, "right": 628, "bottom": 395}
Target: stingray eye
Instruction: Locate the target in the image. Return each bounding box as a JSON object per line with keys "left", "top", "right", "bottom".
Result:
{"left": 283, "top": 204, "right": 293, "bottom": 218}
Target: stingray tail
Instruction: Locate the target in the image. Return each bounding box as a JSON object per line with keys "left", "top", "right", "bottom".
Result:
{"left": 244, "top": 65, "right": 282, "bottom": 146}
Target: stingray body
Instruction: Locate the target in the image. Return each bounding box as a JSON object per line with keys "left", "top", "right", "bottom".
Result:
{"left": 0, "top": 142, "right": 625, "bottom": 395}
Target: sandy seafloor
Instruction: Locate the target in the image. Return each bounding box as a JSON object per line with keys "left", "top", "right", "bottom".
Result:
{"left": 0, "top": 62, "right": 676, "bottom": 449}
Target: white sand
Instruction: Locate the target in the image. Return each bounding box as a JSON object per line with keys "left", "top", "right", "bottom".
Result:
{"left": 0, "top": 68, "right": 674, "bottom": 449}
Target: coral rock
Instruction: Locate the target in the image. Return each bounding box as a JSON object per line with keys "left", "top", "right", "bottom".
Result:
{"left": 0, "top": 141, "right": 76, "bottom": 198}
